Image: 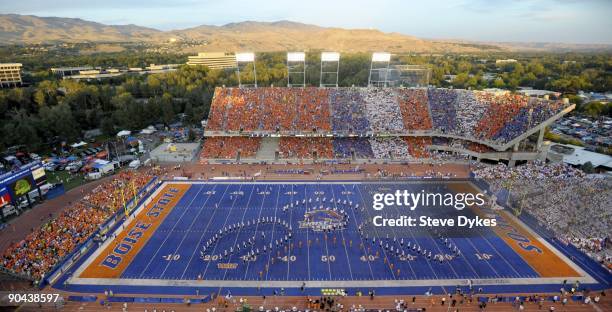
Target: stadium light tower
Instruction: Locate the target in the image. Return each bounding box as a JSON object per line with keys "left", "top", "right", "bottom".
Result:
{"left": 287, "top": 52, "right": 306, "bottom": 87}
{"left": 235, "top": 52, "right": 257, "bottom": 88}
{"left": 368, "top": 52, "right": 391, "bottom": 87}
{"left": 320, "top": 52, "right": 340, "bottom": 88}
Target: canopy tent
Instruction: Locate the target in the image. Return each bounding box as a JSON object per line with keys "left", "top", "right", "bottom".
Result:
{"left": 70, "top": 141, "right": 88, "bottom": 148}
{"left": 140, "top": 126, "right": 156, "bottom": 135}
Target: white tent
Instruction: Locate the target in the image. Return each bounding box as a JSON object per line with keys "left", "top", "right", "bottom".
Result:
{"left": 140, "top": 128, "right": 156, "bottom": 135}
{"left": 70, "top": 141, "right": 88, "bottom": 148}
{"left": 117, "top": 130, "right": 132, "bottom": 137}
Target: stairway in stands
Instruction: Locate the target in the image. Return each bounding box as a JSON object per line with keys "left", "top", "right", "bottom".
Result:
{"left": 256, "top": 137, "right": 279, "bottom": 160}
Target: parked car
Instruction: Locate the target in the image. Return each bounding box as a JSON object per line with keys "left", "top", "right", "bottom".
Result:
{"left": 44, "top": 163, "right": 59, "bottom": 171}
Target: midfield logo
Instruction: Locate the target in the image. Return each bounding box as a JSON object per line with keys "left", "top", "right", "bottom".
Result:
{"left": 299, "top": 209, "right": 346, "bottom": 232}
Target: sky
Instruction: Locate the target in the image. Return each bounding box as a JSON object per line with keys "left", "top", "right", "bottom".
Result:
{"left": 1, "top": 0, "right": 611, "bottom": 44}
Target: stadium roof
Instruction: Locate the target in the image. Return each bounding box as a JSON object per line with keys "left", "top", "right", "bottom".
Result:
{"left": 549, "top": 143, "right": 612, "bottom": 169}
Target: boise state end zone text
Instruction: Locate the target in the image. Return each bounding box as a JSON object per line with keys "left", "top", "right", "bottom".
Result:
{"left": 101, "top": 187, "right": 179, "bottom": 269}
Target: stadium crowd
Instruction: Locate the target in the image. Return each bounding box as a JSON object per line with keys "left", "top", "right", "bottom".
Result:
{"left": 200, "top": 87, "right": 572, "bottom": 161}
{"left": 205, "top": 87, "right": 568, "bottom": 147}
{"left": 404, "top": 137, "right": 431, "bottom": 158}
{"left": 368, "top": 137, "right": 410, "bottom": 159}
{"left": 428, "top": 88, "right": 458, "bottom": 134}
{"left": 453, "top": 90, "right": 487, "bottom": 137}
{"left": 473, "top": 92, "right": 529, "bottom": 142}
{"left": 332, "top": 138, "right": 374, "bottom": 159}
{"left": 396, "top": 88, "right": 432, "bottom": 131}
{"left": 199, "top": 136, "right": 504, "bottom": 160}
{"left": 0, "top": 170, "right": 154, "bottom": 280}
{"left": 330, "top": 89, "right": 370, "bottom": 133}
{"left": 207, "top": 87, "right": 333, "bottom": 133}
{"left": 473, "top": 161, "right": 611, "bottom": 270}
{"left": 279, "top": 138, "right": 333, "bottom": 159}
{"left": 201, "top": 137, "right": 261, "bottom": 159}
{"left": 361, "top": 88, "right": 405, "bottom": 132}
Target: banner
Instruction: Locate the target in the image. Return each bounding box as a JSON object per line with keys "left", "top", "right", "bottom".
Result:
{"left": 0, "top": 187, "right": 11, "bottom": 207}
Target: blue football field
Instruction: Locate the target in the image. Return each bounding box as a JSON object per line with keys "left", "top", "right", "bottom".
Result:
{"left": 62, "top": 180, "right": 612, "bottom": 296}
{"left": 118, "top": 181, "right": 544, "bottom": 282}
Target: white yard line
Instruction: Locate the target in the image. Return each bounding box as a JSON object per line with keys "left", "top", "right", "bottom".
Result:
{"left": 180, "top": 184, "right": 226, "bottom": 279}
{"left": 241, "top": 185, "right": 271, "bottom": 279}
{"left": 160, "top": 184, "right": 218, "bottom": 278}
{"left": 329, "top": 184, "right": 354, "bottom": 280}
{"left": 138, "top": 186, "right": 205, "bottom": 278}
{"left": 201, "top": 184, "right": 244, "bottom": 277}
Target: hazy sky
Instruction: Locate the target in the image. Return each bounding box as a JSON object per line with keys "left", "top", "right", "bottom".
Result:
{"left": 1, "top": 0, "right": 611, "bottom": 44}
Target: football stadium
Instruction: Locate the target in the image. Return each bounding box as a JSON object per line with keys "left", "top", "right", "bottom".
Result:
{"left": 3, "top": 0, "right": 612, "bottom": 309}
{"left": 1, "top": 75, "right": 610, "bottom": 311}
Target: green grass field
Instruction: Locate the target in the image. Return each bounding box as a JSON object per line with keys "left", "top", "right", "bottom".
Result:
{"left": 46, "top": 171, "right": 86, "bottom": 191}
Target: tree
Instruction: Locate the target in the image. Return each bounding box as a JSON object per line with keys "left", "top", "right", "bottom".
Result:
{"left": 452, "top": 73, "right": 469, "bottom": 89}
{"left": 184, "top": 101, "right": 193, "bottom": 121}
{"left": 493, "top": 78, "right": 505, "bottom": 88}
{"left": 4, "top": 110, "right": 41, "bottom": 149}
{"left": 579, "top": 101, "right": 610, "bottom": 118}
{"left": 580, "top": 161, "right": 594, "bottom": 174}
{"left": 100, "top": 116, "right": 115, "bottom": 136}
{"left": 146, "top": 75, "right": 162, "bottom": 97}
{"left": 161, "top": 93, "right": 175, "bottom": 124}
{"left": 38, "top": 103, "right": 79, "bottom": 141}
{"left": 521, "top": 72, "right": 537, "bottom": 87}
{"left": 110, "top": 92, "right": 136, "bottom": 129}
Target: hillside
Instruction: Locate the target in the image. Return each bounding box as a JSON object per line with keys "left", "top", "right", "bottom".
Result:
{"left": 0, "top": 14, "right": 165, "bottom": 43}
{"left": 171, "top": 21, "right": 506, "bottom": 53}
{"left": 2, "top": 14, "right": 609, "bottom": 53}
{"left": 0, "top": 14, "right": 502, "bottom": 53}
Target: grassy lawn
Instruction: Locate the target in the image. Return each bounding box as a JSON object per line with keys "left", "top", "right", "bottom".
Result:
{"left": 45, "top": 171, "right": 87, "bottom": 192}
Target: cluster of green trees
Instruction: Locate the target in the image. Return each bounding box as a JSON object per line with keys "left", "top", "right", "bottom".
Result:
{"left": 0, "top": 48, "right": 610, "bottom": 152}
{"left": 575, "top": 101, "right": 611, "bottom": 118}
{"left": 0, "top": 67, "right": 213, "bottom": 151}
{"left": 415, "top": 53, "right": 611, "bottom": 93}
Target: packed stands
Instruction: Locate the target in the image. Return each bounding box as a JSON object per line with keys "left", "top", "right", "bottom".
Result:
{"left": 295, "top": 88, "right": 332, "bottom": 132}
{"left": 332, "top": 138, "right": 374, "bottom": 158}
{"left": 530, "top": 97, "right": 566, "bottom": 125}
{"left": 473, "top": 92, "right": 529, "bottom": 142}
{"left": 369, "top": 137, "right": 410, "bottom": 159}
{"left": 492, "top": 97, "right": 568, "bottom": 143}
{"left": 453, "top": 90, "right": 488, "bottom": 137}
{"left": 260, "top": 87, "right": 296, "bottom": 131}
{"left": 329, "top": 89, "right": 370, "bottom": 133}
{"left": 0, "top": 170, "right": 153, "bottom": 280}
{"left": 279, "top": 137, "right": 333, "bottom": 159}
{"left": 207, "top": 87, "right": 567, "bottom": 142}
{"left": 207, "top": 87, "right": 332, "bottom": 133}
{"left": 201, "top": 137, "right": 261, "bottom": 159}
{"left": 428, "top": 88, "right": 458, "bottom": 134}
{"left": 396, "top": 88, "right": 432, "bottom": 130}
{"left": 404, "top": 137, "right": 432, "bottom": 158}
{"left": 201, "top": 87, "right": 571, "bottom": 160}
{"left": 361, "top": 88, "right": 404, "bottom": 132}
{"left": 474, "top": 162, "right": 611, "bottom": 270}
